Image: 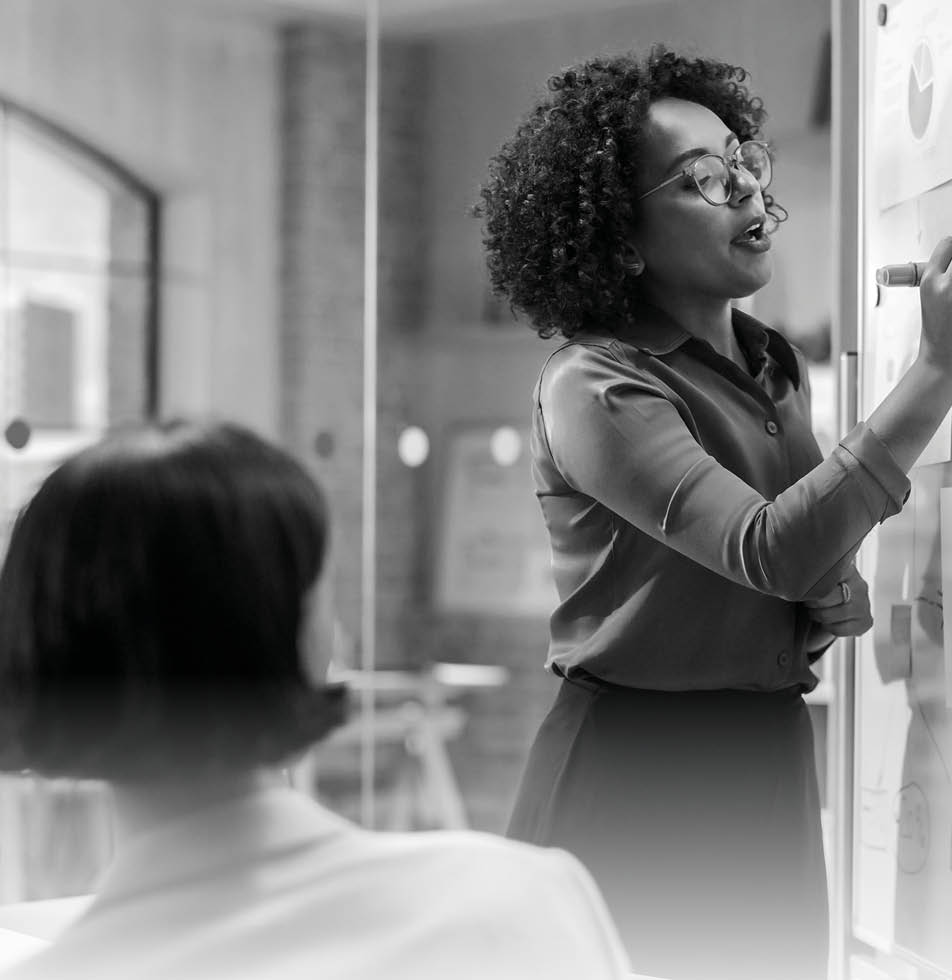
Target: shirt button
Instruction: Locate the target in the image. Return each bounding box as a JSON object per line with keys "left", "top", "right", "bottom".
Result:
{"left": 765, "top": 419, "right": 779, "bottom": 435}
{"left": 777, "top": 650, "right": 791, "bottom": 667}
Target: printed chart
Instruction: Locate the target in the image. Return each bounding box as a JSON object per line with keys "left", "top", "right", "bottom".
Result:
{"left": 874, "top": 0, "right": 952, "bottom": 210}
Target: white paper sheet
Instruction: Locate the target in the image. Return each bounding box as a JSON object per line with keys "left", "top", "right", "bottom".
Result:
{"left": 0, "top": 927, "right": 47, "bottom": 970}
{"left": 874, "top": 0, "right": 952, "bottom": 210}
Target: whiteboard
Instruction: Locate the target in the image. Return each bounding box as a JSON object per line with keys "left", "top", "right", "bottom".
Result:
{"left": 854, "top": 1, "right": 952, "bottom": 975}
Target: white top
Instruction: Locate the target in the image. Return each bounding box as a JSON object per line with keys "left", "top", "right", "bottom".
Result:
{"left": 0, "top": 931, "right": 47, "bottom": 972}
{"left": 0, "top": 786, "right": 631, "bottom": 980}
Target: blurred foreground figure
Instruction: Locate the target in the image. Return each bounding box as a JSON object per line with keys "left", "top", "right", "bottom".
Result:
{"left": 0, "top": 421, "right": 630, "bottom": 980}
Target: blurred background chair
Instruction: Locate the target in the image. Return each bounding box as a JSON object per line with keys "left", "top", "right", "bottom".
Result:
{"left": 292, "top": 662, "right": 509, "bottom": 831}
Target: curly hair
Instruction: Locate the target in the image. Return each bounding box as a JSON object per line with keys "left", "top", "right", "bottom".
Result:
{"left": 475, "top": 45, "right": 787, "bottom": 340}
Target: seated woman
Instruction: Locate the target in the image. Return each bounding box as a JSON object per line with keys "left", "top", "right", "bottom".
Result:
{"left": 0, "top": 421, "right": 630, "bottom": 979}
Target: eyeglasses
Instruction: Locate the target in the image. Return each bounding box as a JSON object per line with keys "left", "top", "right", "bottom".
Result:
{"left": 638, "top": 140, "right": 773, "bottom": 206}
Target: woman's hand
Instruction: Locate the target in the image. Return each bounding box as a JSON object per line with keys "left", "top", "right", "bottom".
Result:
{"left": 917, "top": 236, "right": 952, "bottom": 372}
{"left": 866, "top": 238, "right": 952, "bottom": 472}
{"left": 802, "top": 564, "right": 872, "bottom": 638}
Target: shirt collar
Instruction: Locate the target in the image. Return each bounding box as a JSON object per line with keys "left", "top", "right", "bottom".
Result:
{"left": 732, "top": 310, "right": 802, "bottom": 389}
{"left": 614, "top": 303, "right": 801, "bottom": 390}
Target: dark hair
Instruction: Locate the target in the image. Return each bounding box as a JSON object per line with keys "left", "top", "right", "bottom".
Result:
{"left": 0, "top": 421, "right": 347, "bottom": 781}
{"left": 475, "top": 45, "right": 787, "bottom": 340}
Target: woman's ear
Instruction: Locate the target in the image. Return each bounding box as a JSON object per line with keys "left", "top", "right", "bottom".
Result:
{"left": 298, "top": 579, "right": 336, "bottom": 684}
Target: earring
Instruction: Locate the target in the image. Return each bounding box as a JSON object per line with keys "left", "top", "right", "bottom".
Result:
{"left": 622, "top": 250, "right": 644, "bottom": 275}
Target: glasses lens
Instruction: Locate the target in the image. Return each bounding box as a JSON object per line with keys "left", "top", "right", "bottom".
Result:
{"left": 736, "top": 142, "right": 772, "bottom": 190}
{"left": 692, "top": 155, "right": 731, "bottom": 204}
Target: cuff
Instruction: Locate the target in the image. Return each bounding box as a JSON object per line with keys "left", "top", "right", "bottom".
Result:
{"left": 837, "top": 421, "right": 911, "bottom": 522}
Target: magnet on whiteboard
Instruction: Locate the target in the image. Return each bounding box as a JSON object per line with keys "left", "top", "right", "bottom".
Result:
{"left": 877, "top": 4, "right": 888, "bottom": 27}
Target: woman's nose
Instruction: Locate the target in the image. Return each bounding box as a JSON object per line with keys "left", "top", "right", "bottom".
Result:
{"left": 729, "top": 164, "right": 761, "bottom": 203}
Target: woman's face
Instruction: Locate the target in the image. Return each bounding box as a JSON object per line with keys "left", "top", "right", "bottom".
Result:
{"left": 630, "top": 97, "right": 774, "bottom": 304}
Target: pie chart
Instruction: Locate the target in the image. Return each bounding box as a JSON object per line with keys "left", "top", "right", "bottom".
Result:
{"left": 908, "top": 38, "right": 934, "bottom": 140}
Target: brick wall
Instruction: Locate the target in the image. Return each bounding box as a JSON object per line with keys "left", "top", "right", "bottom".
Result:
{"left": 280, "top": 22, "right": 367, "bottom": 642}
{"left": 375, "top": 39, "right": 431, "bottom": 668}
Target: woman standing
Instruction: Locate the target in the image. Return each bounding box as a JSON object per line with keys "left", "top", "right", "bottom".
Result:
{"left": 476, "top": 47, "right": 952, "bottom": 980}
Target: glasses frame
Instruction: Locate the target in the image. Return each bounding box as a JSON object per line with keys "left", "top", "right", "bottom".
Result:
{"left": 637, "top": 140, "right": 772, "bottom": 206}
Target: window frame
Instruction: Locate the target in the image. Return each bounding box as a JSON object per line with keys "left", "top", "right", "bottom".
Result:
{"left": 0, "top": 96, "right": 161, "bottom": 418}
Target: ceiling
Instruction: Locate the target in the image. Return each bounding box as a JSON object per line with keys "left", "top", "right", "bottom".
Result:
{"left": 208, "top": 0, "right": 650, "bottom": 35}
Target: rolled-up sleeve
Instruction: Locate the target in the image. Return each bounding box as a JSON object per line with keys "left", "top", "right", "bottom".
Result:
{"left": 837, "top": 422, "right": 911, "bottom": 521}
{"left": 539, "top": 349, "right": 910, "bottom": 603}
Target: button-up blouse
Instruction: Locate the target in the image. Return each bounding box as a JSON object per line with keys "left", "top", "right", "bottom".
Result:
{"left": 532, "top": 305, "right": 910, "bottom": 693}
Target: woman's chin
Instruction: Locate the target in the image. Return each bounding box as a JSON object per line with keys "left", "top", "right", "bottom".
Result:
{"left": 732, "top": 257, "right": 774, "bottom": 297}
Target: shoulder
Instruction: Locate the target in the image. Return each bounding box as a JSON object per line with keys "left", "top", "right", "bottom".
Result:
{"left": 349, "top": 828, "right": 604, "bottom": 912}
{"left": 536, "top": 334, "right": 665, "bottom": 408}
{"left": 349, "top": 831, "right": 629, "bottom": 974}
{"left": 538, "top": 335, "right": 621, "bottom": 382}
{"left": 351, "top": 824, "right": 573, "bottom": 872}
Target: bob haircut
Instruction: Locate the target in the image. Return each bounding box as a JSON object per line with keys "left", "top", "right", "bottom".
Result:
{"left": 0, "top": 421, "right": 347, "bottom": 782}
{"left": 475, "top": 45, "right": 787, "bottom": 341}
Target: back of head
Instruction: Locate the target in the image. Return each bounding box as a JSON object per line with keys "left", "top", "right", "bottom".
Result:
{"left": 0, "top": 420, "right": 346, "bottom": 782}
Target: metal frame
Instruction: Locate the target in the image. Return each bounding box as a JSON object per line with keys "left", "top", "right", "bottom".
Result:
{"left": 637, "top": 140, "right": 772, "bottom": 204}
{"left": 830, "top": 0, "right": 864, "bottom": 977}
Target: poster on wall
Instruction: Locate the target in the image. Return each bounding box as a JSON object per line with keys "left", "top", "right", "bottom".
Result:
{"left": 435, "top": 425, "right": 558, "bottom": 617}
{"left": 874, "top": 0, "right": 952, "bottom": 211}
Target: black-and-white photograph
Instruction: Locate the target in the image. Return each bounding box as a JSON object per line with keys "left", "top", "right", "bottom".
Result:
{"left": 0, "top": 1, "right": 951, "bottom": 978}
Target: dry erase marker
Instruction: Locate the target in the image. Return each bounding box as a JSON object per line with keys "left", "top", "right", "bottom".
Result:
{"left": 875, "top": 262, "right": 927, "bottom": 287}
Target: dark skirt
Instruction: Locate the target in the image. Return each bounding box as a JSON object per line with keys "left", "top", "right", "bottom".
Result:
{"left": 507, "top": 676, "right": 829, "bottom": 980}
